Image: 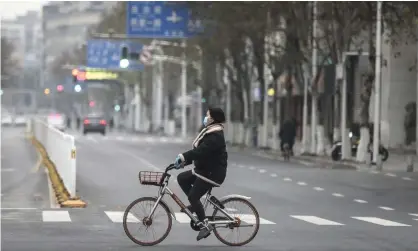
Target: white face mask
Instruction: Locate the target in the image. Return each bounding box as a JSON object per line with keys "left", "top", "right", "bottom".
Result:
{"left": 203, "top": 116, "right": 212, "bottom": 126}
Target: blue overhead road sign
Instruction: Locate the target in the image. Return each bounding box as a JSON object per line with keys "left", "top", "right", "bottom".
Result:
{"left": 86, "top": 39, "right": 145, "bottom": 70}
{"left": 126, "top": 1, "right": 203, "bottom": 38}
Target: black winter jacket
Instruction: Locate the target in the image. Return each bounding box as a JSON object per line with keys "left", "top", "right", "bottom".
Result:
{"left": 180, "top": 124, "right": 228, "bottom": 185}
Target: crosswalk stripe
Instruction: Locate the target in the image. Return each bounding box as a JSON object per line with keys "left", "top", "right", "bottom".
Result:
{"left": 42, "top": 211, "right": 71, "bottom": 222}
{"left": 352, "top": 217, "right": 411, "bottom": 226}
{"left": 238, "top": 214, "right": 276, "bottom": 225}
{"left": 105, "top": 211, "right": 139, "bottom": 223}
{"left": 290, "top": 215, "right": 344, "bottom": 226}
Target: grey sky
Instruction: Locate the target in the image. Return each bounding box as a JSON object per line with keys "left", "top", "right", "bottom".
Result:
{"left": 0, "top": 1, "right": 47, "bottom": 20}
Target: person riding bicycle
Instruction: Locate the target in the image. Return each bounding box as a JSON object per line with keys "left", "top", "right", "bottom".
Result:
{"left": 174, "top": 107, "right": 228, "bottom": 241}
{"left": 279, "top": 118, "right": 297, "bottom": 156}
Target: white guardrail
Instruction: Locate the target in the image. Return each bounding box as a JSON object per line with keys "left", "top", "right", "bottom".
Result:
{"left": 29, "top": 118, "right": 77, "bottom": 197}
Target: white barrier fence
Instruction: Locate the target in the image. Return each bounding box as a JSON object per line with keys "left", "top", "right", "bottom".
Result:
{"left": 29, "top": 118, "right": 77, "bottom": 197}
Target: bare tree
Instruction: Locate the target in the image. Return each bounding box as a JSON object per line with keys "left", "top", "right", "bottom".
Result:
{"left": 1, "top": 37, "right": 19, "bottom": 87}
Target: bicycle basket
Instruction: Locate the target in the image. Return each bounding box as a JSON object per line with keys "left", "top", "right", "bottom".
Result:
{"left": 139, "top": 171, "right": 165, "bottom": 186}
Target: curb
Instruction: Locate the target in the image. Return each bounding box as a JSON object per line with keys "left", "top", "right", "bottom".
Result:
{"left": 29, "top": 135, "right": 87, "bottom": 208}
{"left": 228, "top": 144, "right": 358, "bottom": 170}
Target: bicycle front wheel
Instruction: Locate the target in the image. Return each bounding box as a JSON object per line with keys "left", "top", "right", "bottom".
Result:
{"left": 123, "top": 197, "right": 172, "bottom": 246}
{"left": 212, "top": 197, "right": 260, "bottom": 246}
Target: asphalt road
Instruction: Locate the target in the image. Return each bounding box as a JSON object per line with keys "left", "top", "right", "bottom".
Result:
{"left": 2, "top": 129, "right": 418, "bottom": 251}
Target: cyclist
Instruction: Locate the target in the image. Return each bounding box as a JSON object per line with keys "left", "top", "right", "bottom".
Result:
{"left": 174, "top": 107, "right": 228, "bottom": 241}
{"left": 279, "top": 118, "right": 297, "bottom": 156}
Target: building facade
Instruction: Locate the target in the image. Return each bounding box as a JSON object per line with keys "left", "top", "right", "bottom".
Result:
{"left": 42, "top": 1, "right": 117, "bottom": 86}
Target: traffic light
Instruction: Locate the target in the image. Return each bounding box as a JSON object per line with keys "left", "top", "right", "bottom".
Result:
{"left": 120, "top": 46, "right": 129, "bottom": 68}
{"left": 44, "top": 88, "right": 50, "bottom": 95}
{"left": 114, "top": 104, "right": 121, "bottom": 112}
{"left": 267, "top": 83, "right": 275, "bottom": 97}
{"left": 57, "top": 85, "right": 64, "bottom": 92}
{"left": 72, "top": 69, "right": 78, "bottom": 83}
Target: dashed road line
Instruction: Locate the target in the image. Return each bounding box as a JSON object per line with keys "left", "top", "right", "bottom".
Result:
{"left": 332, "top": 193, "right": 344, "bottom": 198}
{"left": 283, "top": 177, "right": 292, "bottom": 182}
{"left": 379, "top": 206, "right": 395, "bottom": 211}
{"left": 259, "top": 169, "right": 266, "bottom": 173}
{"left": 249, "top": 166, "right": 255, "bottom": 170}
{"left": 408, "top": 213, "right": 418, "bottom": 217}
{"left": 313, "top": 187, "right": 324, "bottom": 191}
{"left": 270, "top": 173, "right": 277, "bottom": 177}
{"left": 297, "top": 182, "right": 307, "bottom": 186}
{"left": 354, "top": 199, "right": 368, "bottom": 204}
{"left": 385, "top": 173, "right": 397, "bottom": 177}
{"left": 402, "top": 177, "right": 414, "bottom": 181}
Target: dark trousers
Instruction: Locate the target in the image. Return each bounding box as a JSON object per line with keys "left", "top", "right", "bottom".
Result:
{"left": 177, "top": 170, "right": 212, "bottom": 222}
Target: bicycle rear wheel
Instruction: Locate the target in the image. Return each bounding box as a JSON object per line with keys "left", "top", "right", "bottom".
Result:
{"left": 123, "top": 197, "right": 172, "bottom": 246}
{"left": 212, "top": 197, "right": 260, "bottom": 246}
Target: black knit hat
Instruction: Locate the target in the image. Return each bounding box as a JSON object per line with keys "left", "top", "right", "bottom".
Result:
{"left": 208, "top": 107, "right": 226, "bottom": 124}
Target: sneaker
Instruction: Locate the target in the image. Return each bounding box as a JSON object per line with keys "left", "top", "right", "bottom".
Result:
{"left": 196, "top": 219, "right": 214, "bottom": 241}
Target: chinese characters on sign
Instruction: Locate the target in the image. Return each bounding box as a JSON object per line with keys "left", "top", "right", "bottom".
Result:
{"left": 126, "top": 1, "right": 203, "bottom": 38}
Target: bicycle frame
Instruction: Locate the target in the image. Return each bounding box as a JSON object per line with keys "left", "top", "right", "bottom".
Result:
{"left": 147, "top": 175, "right": 236, "bottom": 226}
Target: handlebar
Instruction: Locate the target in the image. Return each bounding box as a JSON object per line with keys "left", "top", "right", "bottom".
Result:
{"left": 165, "top": 163, "right": 176, "bottom": 172}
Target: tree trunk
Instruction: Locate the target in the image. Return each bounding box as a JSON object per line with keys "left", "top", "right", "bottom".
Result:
{"left": 356, "top": 23, "right": 375, "bottom": 163}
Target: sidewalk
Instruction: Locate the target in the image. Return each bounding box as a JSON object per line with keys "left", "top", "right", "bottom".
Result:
{"left": 228, "top": 141, "right": 418, "bottom": 172}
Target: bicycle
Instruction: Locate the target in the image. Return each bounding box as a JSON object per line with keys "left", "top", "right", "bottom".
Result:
{"left": 123, "top": 164, "right": 260, "bottom": 246}
{"left": 283, "top": 143, "right": 290, "bottom": 161}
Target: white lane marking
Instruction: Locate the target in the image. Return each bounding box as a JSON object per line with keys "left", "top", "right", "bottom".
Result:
{"left": 402, "top": 177, "right": 414, "bottom": 181}
{"left": 249, "top": 166, "right": 255, "bottom": 170}
{"left": 160, "top": 137, "right": 168, "bottom": 143}
{"left": 105, "top": 211, "right": 139, "bottom": 223}
{"left": 238, "top": 214, "right": 276, "bottom": 225}
{"left": 174, "top": 138, "right": 183, "bottom": 143}
{"left": 370, "top": 170, "right": 379, "bottom": 174}
{"left": 270, "top": 173, "right": 277, "bottom": 177}
{"left": 414, "top": 219, "right": 418, "bottom": 221}
{"left": 42, "top": 211, "right": 71, "bottom": 222}
{"left": 86, "top": 135, "right": 97, "bottom": 142}
{"left": 116, "top": 136, "right": 124, "bottom": 140}
{"left": 354, "top": 199, "right": 368, "bottom": 204}
{"left": 259, "top": 169, "right": 266, "bottom": 173}
{"left": 237, "top": 164, "right": 244, "bottom": 168}
{"left": 332, "top": 193, "right": 344, "bottom": 197}
{"left": 283, "top": 177, "right": 292, "bottom": 182}
{"left": 408, "top": 213, "right": 418, "bottom": 217}
{"left": 379, "top": 206, "right": 394, "bottom": 211}
{"left": 1, "top": 208, "right": 37, "bottom": 210}
{"left": 291, "top": 215, "right": 344, "bottom": 226}
{"left": 313, "top": 187, "right": 324, "bottom": 191}
{"left": 1, "top": 168, "right": 15, "bottom": 172}
{"left": 115, "top": 148, "right": 161, "bottom": 171}
{"left": 174, "top": 213, "right": 192, "bottom": 223}
{"left": 297, "top": 182, "right": 307, "bottom": 186}
{"left": 352, "top": 217, "right": 410, "bottom": 226}
{"left": 145, "top": 137, "right": 154, "bottom": 142}
{"left": 385, "top": 173, "right": 396, "bottom": 177}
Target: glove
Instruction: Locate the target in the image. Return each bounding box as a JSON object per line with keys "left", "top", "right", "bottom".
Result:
{"left": 174, "top": 155, "right": 183, "bottom": 169}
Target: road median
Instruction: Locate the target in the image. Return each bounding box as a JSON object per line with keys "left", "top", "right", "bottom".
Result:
{"left": 29, "top": 135, "right": 86, "bottom": 208}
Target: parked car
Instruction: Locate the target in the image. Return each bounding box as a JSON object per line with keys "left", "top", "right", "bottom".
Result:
{"left": 1, "top": 112, "right": 13, "bottom": 126}
{"left": 82, "top": 114, "right": 107, "bottom": 135}
{"left": 14, "top": 113, "right": 27, "bottom": 126}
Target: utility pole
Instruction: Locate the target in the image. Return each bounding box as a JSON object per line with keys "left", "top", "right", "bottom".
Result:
{"left": 181, "top": 40, "right": 188, "bottom": 138}
{"left": 310, "top": 1, "right": 318, "bottom": 155}
{"left": 372, "top": 1, "right": 383, "bottom": 164}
